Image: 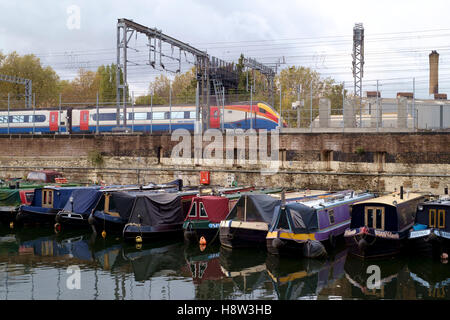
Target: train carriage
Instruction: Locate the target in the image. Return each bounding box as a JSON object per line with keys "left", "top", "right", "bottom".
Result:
{"left": 0, "top": 101, "right": 282, "bottom": 134}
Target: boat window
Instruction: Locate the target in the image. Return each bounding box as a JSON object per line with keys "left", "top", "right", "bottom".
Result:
{"left": 365, "top": 206, "right": 385, "bottom": 230}
{"left": 200, "top": 202, "right": 208, "bottom": 217}
{"left": 429, "top": 209, "right": 436, "bottom": 227}
{"left": 188, "top": 202, "right": 197, "bottom": 217}
{"left": 42, "top": 189, "right": 54, "bottom": 208}
{"left": 328, "top": 209, "right": 335, "bottom": 224}
{"left": 438, "top": 209, "right": 446, "bottom": 229}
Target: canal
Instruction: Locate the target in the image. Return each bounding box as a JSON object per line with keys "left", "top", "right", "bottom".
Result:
{"left": 0, "top": 225, "right": 448, "bottom": 300}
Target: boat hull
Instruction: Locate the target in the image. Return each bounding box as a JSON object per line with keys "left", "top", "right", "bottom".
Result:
{"left": 409, "top": 228, "right": 450, "bottom": 258}
{"left": 344, "top": 233, "right": 404, "bottom": 259}
{"left": 183, "top": 220, "right": 220, "bottom": 244}
{"left": 0, "top": 206, "right": 18, "bottom": 224}
{"left": 55, "top": 211, "right": 90, "bottom": 230}
{"left": 219, "top": 221, "right": 269, "bottom": 249}
{"left": 88, "top": 211, "right": 128, "bottom": 235}
{"left": 123, "top": 223, "right": 184, "bottom": 242}
{"left": 16, "top": 206, "right": 59, "bottom": 225}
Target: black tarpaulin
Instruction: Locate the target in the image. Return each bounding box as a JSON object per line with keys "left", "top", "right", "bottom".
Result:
{"left": 108, "top": 192, "right": 137, "bottom": 220}
{"left": 270, "top": 202, "right": 318, "bottom": 233}
{"left": 226, "top": 194, "right": 281, "bottom": 223}
{"left": 128, "top": 193, "right": 183, "bottom": 226}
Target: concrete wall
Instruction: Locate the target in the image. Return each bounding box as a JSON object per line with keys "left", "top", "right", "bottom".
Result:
{"left": 0, "top": 132, "right": 448, "bottom": 194}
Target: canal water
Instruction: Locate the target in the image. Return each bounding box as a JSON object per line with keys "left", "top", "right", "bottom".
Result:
{"left": 0, "top": 224, "right": 448, "bottom": 300}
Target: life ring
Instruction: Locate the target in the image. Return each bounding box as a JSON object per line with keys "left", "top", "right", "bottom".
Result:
{"left": 54, "top": 223, "right": 61, "bottom": 233}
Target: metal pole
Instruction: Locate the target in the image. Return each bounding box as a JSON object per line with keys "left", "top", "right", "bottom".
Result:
{"left": 132, "top": 91, "right": 134, "bottom": 133}
{"left": 150, "top": 91, "right": 153, "bottom": 134}
{"left": 310, "top": 82, "right": 313, "bottom": 132}
{"left": 59, "top": 93, "right": 62, "bottom": 134}
{"left": 195, "top": 81, "right": 200, "bottom": 134}
{"left": 96, "top": 92, "right": 99, "bottom": 134}
{"left": 221, "top": 87, "right": 225, "bottom": 133}
{"left": 33, "top": 93, "right": 35, "bottom": 134}
{"left": 7, "top": 93, "right": 10, "bottom": 134}
{"left": 413, "top": 77, "right": 416, "bottom": 131}
{"left": 342, "top": 82, "right": 345, "bottom": 133}
{"left": 376, "top": 80, "right": 379, "bottom": 132}
{"left": 297, "top": 84, "right": 301, "bottom": 128}
{"left": 116, "top": 24, "right": 121, "bottom": 127}
{"left": 279, "top": 83, "right": 282, "bottom": 129}
{"left": 250, "top": 85, "right": 253, "bottom": 130}
{"left": 169, "top": 82, "right": 172, "bottom": 134}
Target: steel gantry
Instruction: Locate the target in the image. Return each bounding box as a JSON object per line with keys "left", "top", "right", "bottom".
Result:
{"left": 0, "top": 74, "right": 32, "bottom": 108}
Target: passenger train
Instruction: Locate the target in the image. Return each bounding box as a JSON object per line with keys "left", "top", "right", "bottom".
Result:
{"left": 0, "top": 102, "right": 283, "bottom": 134}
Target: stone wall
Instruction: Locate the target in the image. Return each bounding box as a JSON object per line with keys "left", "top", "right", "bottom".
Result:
{"left": 0, "top": 132, "right": 448, "bottom": 194}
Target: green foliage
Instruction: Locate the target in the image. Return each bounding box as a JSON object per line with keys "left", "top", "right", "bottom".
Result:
{"left": 0, "top": 51, "right": 60, "bottom": 108}
{"left": 87, "top": 150, "right": 104, "bottom": 167}
{"left": 355, "top": 147, "right": 365, "bottom": 155}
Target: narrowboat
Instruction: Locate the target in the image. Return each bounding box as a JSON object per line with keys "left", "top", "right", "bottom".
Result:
{"left": 0, "top": 189, "right": 34, "bottom": 225}
{"left": 88, "top": 189, "right": 198, "bottom": 234}
{"left": 344, "top": 191, "right": 427, "bottom": 259}
{"left": 55, "top": 182, "right": 182, "bottom": 231}
{"left": 266, "top": 191, "right": 375, "bottom": 258}
{"left": 409, "top": 196, "right": 450, "bottom": 258}
{"left": 122, "top": 193, "right": 185, "bottom": 242}
{"left": 183, "top": 195, "right": 231, "bottom": 244}
{"left": 219, "top": 194, "right": 281, "bottom": 249}
{"left": 16, "top": 186, "right": 95, "bottom": 225}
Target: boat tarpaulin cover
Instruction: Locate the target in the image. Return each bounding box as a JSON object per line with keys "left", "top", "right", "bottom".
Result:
{"left": 270, "top": 202, "right": 318, "bottom": 233}
{"left": 31, "top": 187, "right": 83, "bottom": 209}
{"left": 108, "top": 192, "right": 138, "bottom": 220}
{"left": 226, "top": 194, "right": 281, "bottom": 223}
{"left": 0, "top": 190, "right": 21, "bottom": 206}
{"left": 128, "top": 193, "right": 183, "bottom": 226}
{"left": 62, "top": 187, "right": 102, "bottom": 215}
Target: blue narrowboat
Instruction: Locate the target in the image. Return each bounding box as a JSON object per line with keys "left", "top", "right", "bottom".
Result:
{"left": 16, "top": 186, "right": 96, "bottom": 225}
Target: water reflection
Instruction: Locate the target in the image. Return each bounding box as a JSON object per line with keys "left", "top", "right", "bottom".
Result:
{"left": 0, "top": 225, "right": 448, "bottom": 300}
{"left": 266, "top": 246, "right": 348, "bottom": 300}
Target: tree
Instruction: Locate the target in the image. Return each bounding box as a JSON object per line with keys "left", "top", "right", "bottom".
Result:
{"left": 60, "top": 68, "right": 100, "bottom": 103}
{"left": 0, "top": 51, "right": 60, "bottom": 108}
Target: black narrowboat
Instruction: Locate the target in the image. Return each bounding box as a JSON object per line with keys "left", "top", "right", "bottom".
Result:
{"left": 344, "top": 191, "right": 427, "bottom": 259}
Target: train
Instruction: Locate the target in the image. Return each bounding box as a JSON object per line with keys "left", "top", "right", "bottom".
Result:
{"left": 0, "top": 101, "right": 283, "bottom": 134}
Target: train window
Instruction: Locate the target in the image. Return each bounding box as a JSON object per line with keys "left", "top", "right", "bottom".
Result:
{"left": 259, "top": 107, "right": 266, "bottom": 114}
{"left": 153, "top": 112, "right": 164, "bottom": 120}
{"left": 190, "top": 111, "right": 196, "bottom": 119}
{"left": 171, "top": 112, "right": 184, "bottom": 119}
{"left": 12, "top": 115, "right": 25, "bottom": 123}
{"left": 31, "top": 115, "right": 46, "bottom": 123}
{"left": 164, "top": 112, "right": 170, "bottom": 119}
{"left": 0, "top": 116, "right": 7, "bottom": 123}
{"left": 184, "top": 111, "right": 190, "bottom": 119}
{"left": 134, "top": 113, "right": 147, "bottom": 120}
{"left": 214, "top": 110, "right": 219, "bottom": 118}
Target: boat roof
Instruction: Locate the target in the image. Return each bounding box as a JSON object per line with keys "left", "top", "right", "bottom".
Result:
{"left": 355, "top": 192, "right": 425, "bottom": 206}
{"left": 422, "top": 197, "right": 450, "bottom": 206}
{"left": 299, "top": 192, "right": 373, "bottom": 209}
{"left": 271, "top": 190, "right": 329, "bottom": 200}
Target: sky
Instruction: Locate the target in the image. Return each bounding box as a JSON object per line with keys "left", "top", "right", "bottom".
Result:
{"left": 1, "top": 0, "right": 450, "bottom": 99}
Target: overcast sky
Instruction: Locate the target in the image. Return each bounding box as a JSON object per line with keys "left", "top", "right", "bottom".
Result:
{"left": 1, "top": 0, "right": 450, "bottom": 98}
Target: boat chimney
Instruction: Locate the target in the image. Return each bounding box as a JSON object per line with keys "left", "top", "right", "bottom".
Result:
{"left": 281, "top": 189, "right": 286, "bottom": 207}
{"left": 400, "top": 186, "right": 404, "bottom": 200}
